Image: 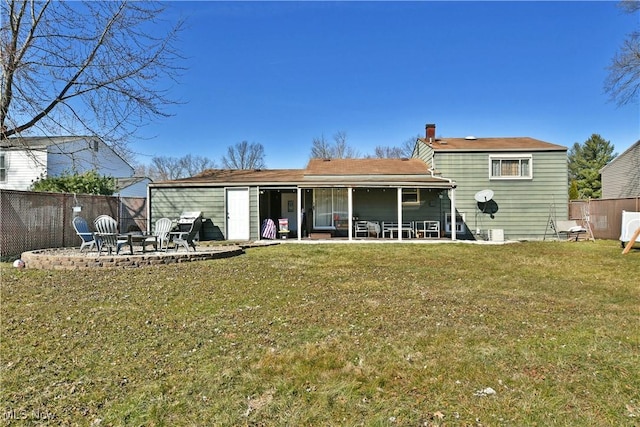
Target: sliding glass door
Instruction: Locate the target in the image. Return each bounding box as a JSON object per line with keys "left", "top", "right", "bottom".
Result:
{"left": 313, "top": 188, "right": 348, "bottom": 229}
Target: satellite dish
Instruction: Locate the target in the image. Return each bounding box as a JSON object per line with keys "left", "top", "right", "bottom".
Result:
{"left": 474, "top": 189, "right": 494, "bottom": 203}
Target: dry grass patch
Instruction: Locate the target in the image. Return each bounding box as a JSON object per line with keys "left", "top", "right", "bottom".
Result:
{"left": 1, "top": 240, "right": 639, "bottom": 425}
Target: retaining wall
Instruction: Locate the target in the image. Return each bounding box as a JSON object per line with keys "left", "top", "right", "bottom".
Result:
{"left": 21, "top": 247, "right": 245, "bottom": 270}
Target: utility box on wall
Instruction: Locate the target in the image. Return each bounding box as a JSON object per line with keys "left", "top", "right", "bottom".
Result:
{"left": 488, "top": 229, "right": 504, "bottom": 242}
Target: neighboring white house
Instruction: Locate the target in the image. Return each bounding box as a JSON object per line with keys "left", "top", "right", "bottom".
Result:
{"left": 600, "top": 140, "right": 640, "bottom": 199}
{"left": 0, "top": 136, "right": 148, "bottom": 197}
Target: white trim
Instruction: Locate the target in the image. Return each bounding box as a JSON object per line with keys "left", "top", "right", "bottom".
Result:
{"left": 450, "top": 189, "right": 457, "bottom": 240}
{"left": 488, "top": 154, "right": 533, "bottom": 180}
{"left": 297, "top": 187, "right": 302, "bottom": 240}
{"left": 348, "top": 187, "right": 353, "bottom": 240}
{"left": 257, "top": 186, "right": 261, "bottom": 241}
{"left": 397, "top": 187, "right": 403, "bottom": 241}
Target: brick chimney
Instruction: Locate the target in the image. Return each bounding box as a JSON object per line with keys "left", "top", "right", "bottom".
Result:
{"left": 425, "top": 123, "right": 436, "bottom": 141}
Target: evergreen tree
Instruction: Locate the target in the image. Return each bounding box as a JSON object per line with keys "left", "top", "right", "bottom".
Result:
{"left": 568, "top": 134, "right": 616, "bottom": 199}
{"left": 569, "top": 180, "right": 580, "bottom": 200}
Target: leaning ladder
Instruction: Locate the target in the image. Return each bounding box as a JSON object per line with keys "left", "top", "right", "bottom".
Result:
{"left": 580, "top": 202, "right": 595, "bottom": 241}
{"left": 543, "top": 201, "right": 560, "bottom": 240}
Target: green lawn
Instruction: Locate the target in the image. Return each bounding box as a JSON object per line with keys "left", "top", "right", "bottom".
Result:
{"left": 1, "top": 240, "right": 639, "bottom": 426}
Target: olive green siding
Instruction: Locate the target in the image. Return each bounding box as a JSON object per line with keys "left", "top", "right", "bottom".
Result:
{"left": 352, "top": 188, "right": 445, "bottom": 223}
{"left": 433, "top": 151, "right": 568, "bottom": 240}
{"left": 413, "top": 140, "right": 435, "bottom": 166}
{"left": 149, "top": 186, "right": 261, "bottom": 241}
{"left": 248, "top": 187, "right": 260, "bottom": 240}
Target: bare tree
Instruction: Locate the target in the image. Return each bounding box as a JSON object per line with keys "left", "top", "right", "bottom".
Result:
{"left": 148, "top": 156, "right": 185, "bottom": 181}
{"left": 0, "top": 1, "right": 184, "bottom": 155}
{"left": 179, "top": 154, "right": 216, "bottom": 177}
{"left": 369, "top": 135, "right": 418, "bottom": 158}
{"left": 310, "top": 134, "right": 333, "bottom": 159}
{"left": 310, "top": 131, "right": 358, "bottom": 159}
{"left": 144, "top": 154, "right": 215, "bottom": 181}
{"left": 605, "top": 0, "right": 640, "bottom": 106}
{"left": 222, "top": 141, "right": 266, "bottom": 169}
{"left": 372, "top": 146, "right": 405, "bottom": 158}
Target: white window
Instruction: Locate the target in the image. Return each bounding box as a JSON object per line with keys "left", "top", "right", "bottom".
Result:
{"left": 313, "top": 188, "right": 348, "bottom": 229}
{"left": 489, "top": 155, "right": 532, "bottom": 179}
{"left": 402, "top": 188, "right": 420, "bottom": 204}
{"left": 0, "top": 154, "right": 6, "bottom": 182}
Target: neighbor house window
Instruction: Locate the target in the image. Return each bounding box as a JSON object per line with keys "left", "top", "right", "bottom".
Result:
{"left": 0, "top": 155, "right": 6, "bottom": 182}
{"left": 313, "top": 188, "right": 348, "bottom": 229}
{"left": 402, "top": 188, "right": 420, "bottom": 204}
{"left": 489, "top": 155, "right": 532, "bottom": 179}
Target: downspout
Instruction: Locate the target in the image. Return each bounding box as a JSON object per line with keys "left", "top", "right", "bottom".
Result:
{"left": 450, "top": 187, "right": 457, "bottom": 241}
{"left": 146, "top": 185, "right": 151, "bottom": 234}
{"left": 426, "top": 167, "right": 457, "bottom": 241}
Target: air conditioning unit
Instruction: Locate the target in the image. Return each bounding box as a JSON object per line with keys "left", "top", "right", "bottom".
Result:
{"left": 488, "top": 229, "right": 504, "bottom": 242}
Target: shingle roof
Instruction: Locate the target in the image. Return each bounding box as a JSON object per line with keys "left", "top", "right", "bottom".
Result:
{"left": 420, "top": 137, "right": 567, "bottom": 151}
{"left": 305, "top": 158, "right": 430, "bottom": 175}
{"left": 115, "top": 176, "right": 151, "bottom": 190}
{"left": 164, "top": 168, "right": 305, "bottom": 185}
{"left": 0, "top": 136, "right": 96, "bottom": 148}
{"left": 151, "top": 158, "right": 455, "bottom": 188}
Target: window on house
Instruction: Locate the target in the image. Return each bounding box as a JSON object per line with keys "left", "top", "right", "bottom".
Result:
{"left": 402, "top": 188, "right": 420, "bottom": 204}
{"left": 445, "top": 212, "right": 465, "bottom": 233}
{"left": 489, "top": 155, "right": 532, "bottom": 179}
{"left": 0, "top": 154, "right": 6, "bottom": 182}
{"left": 313, "top": 188, "right": 348, "bottom": 229}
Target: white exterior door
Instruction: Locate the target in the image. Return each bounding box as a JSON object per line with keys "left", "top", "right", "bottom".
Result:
{"left": 226, "top": 188, "right": 250, "bottom": 240}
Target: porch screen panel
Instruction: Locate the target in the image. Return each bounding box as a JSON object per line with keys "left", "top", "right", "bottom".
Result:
{"left": 314, "top": 188, "right": 332, "bottom": 227}
{"left": 333, "top": 188, "right": 348, "bottom": 221}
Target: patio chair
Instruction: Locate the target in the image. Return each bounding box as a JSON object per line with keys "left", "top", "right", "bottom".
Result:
{"left": 354, "top": 221, "right": 369, "bottom": 238}
{"left": 144, "top": 217, "right": 173, "bottom": 251}
{"left": 72, "top": 216, "right": 97, "bottom": 252}
{"left": 170, "top": 216, "right": 202, "bottom": 251}
{"left": 277, "top": 218, "right": 290, "bottom": 239}
{"left": 551, "top": 219, "right": 587, "bottom": 241}
{"left": 261, "top": 218, "right": 277, "bottom": 239}
{"left": 93, "top": 215, "right": 129, "bottom": 255}
{"left": 367, "top": 221, "right": 381, "bottom": 238}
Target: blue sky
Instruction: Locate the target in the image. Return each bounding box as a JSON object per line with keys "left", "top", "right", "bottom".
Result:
{"left": 135, "top": 1, "right": 639, "bottom": 169}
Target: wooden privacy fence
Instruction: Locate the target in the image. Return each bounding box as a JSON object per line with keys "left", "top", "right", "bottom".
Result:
{"left": 569, "top": 197, "right": 640, "bottom": 240}
{"left": 0, "top": 189, "right": 147, "bottom": 257}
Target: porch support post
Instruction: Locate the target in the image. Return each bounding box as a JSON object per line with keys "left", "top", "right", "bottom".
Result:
{"left": 397, "top": 187, "right": 403, "bottom": 241}
{"left": 297, "top": 187, "right": 302, "bottom": 240}
{"left": 347, "top": 187, "right": 353, "bottom": 241}
{"left": 257, "top": 186, "right": 261, "bottom": 241}
{"left": 450, "top": 187, "right": 457, "bottom": 241}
